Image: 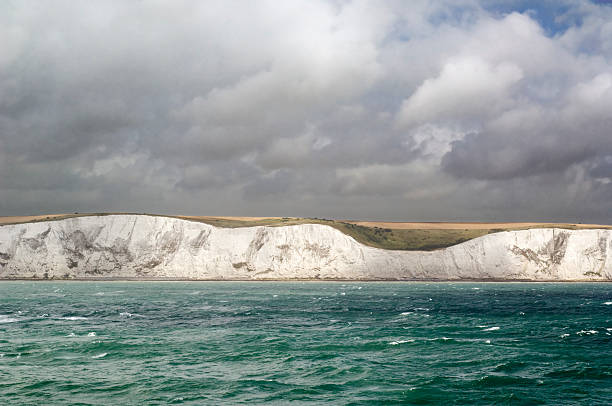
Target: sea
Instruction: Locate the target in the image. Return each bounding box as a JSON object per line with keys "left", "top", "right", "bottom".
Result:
{"left": 0, "top": 281, "right": 610, "bottom": 405}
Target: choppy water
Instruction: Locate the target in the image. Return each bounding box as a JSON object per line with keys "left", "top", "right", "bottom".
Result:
{"left": 0, "top": 282, "right": 610, "bottom": 405}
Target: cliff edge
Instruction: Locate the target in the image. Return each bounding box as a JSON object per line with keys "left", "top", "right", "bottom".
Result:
{"left": 0, "top": 215, "right": 610, "bottom": 280}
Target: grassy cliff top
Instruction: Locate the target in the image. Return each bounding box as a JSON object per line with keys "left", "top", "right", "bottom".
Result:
{"left": 1, "top": 213, "right": 610, "bottom": 251}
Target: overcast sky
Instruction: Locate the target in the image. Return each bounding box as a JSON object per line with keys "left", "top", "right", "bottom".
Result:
{"left": 1, "top": 0, "right": 611, "bottom": 223}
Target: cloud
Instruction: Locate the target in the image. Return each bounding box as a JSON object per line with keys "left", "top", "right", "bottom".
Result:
{"left": 397, "top": 57, "right": 523, "bottom": 128}
{"left": 0, "top": 0, "right": 611, "bottom": 223}
{"left": 442, "top": 71, "right": 612, "bottom": 180}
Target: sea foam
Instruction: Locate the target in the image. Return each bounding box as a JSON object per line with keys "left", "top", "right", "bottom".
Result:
{"left": 0, "top": 315, "right": 19, "bottom": 324}
{"left": 389, "top": 339, "right": 414, "bottom": 345}
{"left": 576, "top": 330, "right": 598, "bottom": 335}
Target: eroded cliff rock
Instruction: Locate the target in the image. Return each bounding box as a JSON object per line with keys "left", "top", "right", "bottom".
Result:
{"left": 0, "top": 215, "right": 610, "bottom": 280}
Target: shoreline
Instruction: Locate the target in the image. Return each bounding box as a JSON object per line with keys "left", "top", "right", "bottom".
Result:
{"left": 1, "top": 278, "right": 609, "bottom": 283}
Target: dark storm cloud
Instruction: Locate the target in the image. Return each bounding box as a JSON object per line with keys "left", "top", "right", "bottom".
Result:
{"left": 440, "top": 71, "right": 612, "bottom": 180}
{"left": 589, "top": 156, "right": 612, "bottom": 179}
{"left": 442, "top": 123, "right": 609, "bottom": 181}
{"left": 442, "top": 133, "right": 593, "bottom": 180}
{"left": 0, "top": 0, "right": 611, "bottom": 223}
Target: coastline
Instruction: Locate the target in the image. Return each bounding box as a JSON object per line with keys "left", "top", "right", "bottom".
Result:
{"left": 1, "top": 277, "right": 610, "bottom": 283}
{"left": 1, "top": 214, "right": 610, "bottom": 281}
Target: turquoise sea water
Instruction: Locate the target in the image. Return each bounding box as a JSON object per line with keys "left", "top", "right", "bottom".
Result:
{"left": 0, "top": 282, "right": 610, "bottom": 405}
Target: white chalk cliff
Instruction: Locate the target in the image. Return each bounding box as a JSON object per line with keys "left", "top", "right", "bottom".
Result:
{"left": 0, "top": 215, "right": 610, "bottom": 280}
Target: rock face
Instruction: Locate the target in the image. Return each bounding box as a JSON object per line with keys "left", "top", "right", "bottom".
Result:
{"left": 0, "top": 215, "right": 610, "bottom": 280}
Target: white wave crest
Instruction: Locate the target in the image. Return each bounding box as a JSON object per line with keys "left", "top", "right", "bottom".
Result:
{"left": 0, "top": 315, "right": 19, "bottom": 324}
{"left": 389, "top": 339, "right": 414, "bottom": 345}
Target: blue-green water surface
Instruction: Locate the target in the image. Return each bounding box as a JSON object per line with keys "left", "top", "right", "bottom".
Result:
{"left": 0, "top": 282, "right": 610, "bottom": 405}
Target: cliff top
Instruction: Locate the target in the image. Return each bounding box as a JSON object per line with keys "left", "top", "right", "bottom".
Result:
{"left": 1, "top": 213, "right": 610, "bottom": 251}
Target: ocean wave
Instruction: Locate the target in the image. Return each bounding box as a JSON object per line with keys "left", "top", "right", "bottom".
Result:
{"left": 472, "top": 374, "right": 534, "bottom": 388}
{"left": 92, "top": 353, "right": 107, "bottom": 359}
{"left": 119, "top": 312, "right": 144, "bottom": 318}
{"left": 94, "top": 290, "right": 125, "bottom": 296}
{"left": 482, "top": 326, "right": 500, "bottom": 331}
{"left": 389, "top": 339, "right": 414, "bottom": 345}
{"left": 58, "top": 316, "right": 88, "bottom": 321}
{"left": 493, "top": 361, "right": 527, "bottom": 372}
{"left": 576, "top": 330, "right": 597, "bottom": 335}
{"left": 545, "top": 367, "right": 611, "bottom": 380}
{"left": 0, "top": 315, "right": 19, "bottom": 324}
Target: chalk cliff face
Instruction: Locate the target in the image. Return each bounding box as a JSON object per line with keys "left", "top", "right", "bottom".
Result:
{"left": 0, "top": 215, "right": 610, "bottom": 280}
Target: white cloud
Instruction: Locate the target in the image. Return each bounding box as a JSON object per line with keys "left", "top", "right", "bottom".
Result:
{"left": 397, "top": 56, "right": 523, "bottom": 128}
{"left": 408, "top": 124, "right": 467, "bottom": 159}
{"left": 568, "top": 73, "right": 612, "bottom": 106}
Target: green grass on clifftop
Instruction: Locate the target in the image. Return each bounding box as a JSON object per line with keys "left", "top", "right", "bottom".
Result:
{"left": 179, "top": 216, "right": 490, "bottom": 250}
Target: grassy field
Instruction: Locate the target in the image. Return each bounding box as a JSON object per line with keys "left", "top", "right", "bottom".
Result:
{"left": 1, "top": 213, "right": 610, "bottom": 251}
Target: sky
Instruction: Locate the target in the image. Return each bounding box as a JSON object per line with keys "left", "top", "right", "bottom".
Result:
{"left": 0, "top": 0, "right": 611, "bottom": 223}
